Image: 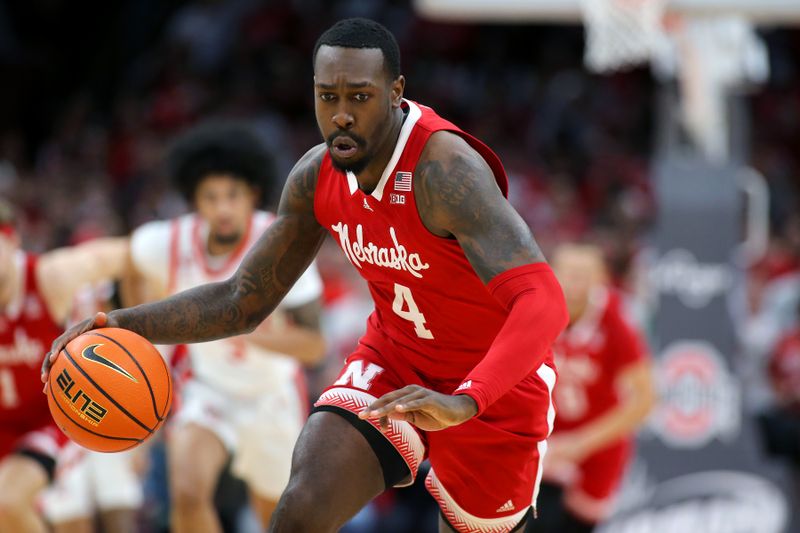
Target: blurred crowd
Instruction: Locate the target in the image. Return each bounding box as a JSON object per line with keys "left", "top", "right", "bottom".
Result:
{"left": 0, "top": 0, "right": 799, "bottom": 532}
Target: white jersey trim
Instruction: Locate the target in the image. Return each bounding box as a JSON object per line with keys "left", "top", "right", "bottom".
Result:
{"left": 369, "top": 99, "right": 422, "bottom": 202}
{"left": 532, "top": 362, "right": 557, "bottom": 510}
{"left": 426, "top": 468, "right": 530, "bottom": 533}
{"left": 315, "top": 387, "right": 424, "bottom": 486}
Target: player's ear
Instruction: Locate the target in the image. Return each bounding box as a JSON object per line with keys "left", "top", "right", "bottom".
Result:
{"left": 391, "top": 75, "right": 405, "bottom": 108}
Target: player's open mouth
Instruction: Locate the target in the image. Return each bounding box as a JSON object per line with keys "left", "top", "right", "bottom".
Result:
{"left": 331, "top": 136, "right": 358, "bottom": 158}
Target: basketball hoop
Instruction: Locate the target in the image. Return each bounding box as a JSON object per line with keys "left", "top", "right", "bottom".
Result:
{"left": 581, "top": 0, "right": 669, "bottom": 72}
{"left": 580, "top": 0, "right": 769, "bottom": 160}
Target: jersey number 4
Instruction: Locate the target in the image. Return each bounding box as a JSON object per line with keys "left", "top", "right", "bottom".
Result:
{"left": 392, "top": 283, "right": 434, "bottom": 339}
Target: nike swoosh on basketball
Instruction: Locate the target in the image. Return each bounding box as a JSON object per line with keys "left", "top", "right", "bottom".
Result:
{"left": 81, "top": 344, "right": 138, "bottom": 382}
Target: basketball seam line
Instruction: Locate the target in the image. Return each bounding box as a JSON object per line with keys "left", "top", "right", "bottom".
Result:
{"left": 92, "top": 332, "right": 163, "bottom": 422}
{"left": 47, "top": 375, "right": 143, "bottom": 443}
{"left": 63, "top": 346, "right": 154, "bottom": 434}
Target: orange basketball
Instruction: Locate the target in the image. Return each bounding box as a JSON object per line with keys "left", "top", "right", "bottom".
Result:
{"left": 47, "top": 327, "right": 172, "bottom": 452}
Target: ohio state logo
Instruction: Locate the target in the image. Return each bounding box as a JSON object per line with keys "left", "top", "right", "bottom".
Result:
{"left": 650, "top": 341, "right": 739, "bottom": 448}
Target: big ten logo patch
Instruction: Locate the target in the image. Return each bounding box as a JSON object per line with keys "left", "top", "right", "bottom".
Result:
{"left": 390, "top": 193, "right": 406, "bottom": 205}
{"left": 334, "top": 361, "right": 384, "bottom": 391}
{"left": 56, "top": 368, "right": 108, "bottom": 425}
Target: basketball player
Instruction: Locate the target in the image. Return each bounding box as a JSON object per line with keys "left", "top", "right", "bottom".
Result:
{"left": 527, "top": 244, "right": 655, "bottom": 533}
{"left": 0, "top": 202, "right": 129, "bottom": 533}
{"left": 45, "top": 19, "right": 568, "bottom": 533}
{"left": 126, "top": 122, "right": 325, "bottom": 532}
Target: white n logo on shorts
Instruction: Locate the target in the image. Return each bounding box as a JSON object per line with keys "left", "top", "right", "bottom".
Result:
{"left": 333, "top": 361, "right": 384, "bottom": 391}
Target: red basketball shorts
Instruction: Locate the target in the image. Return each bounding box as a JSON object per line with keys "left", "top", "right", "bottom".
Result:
{"left": 315, "top": 344, "right": 557, "bottom": 533}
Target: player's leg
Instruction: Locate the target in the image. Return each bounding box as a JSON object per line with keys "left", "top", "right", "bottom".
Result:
{"left": 250, "top": 491, "right": 279, "bottom": 529}
{"left": 41, "top": 444, "right": 93, "bottom": 533}
{"left": 232, "top": 378, "right": 306, "bottom": 529}
{"left": 167, "top": 379, "right": 236, "bottom": 533}
{"left": 167, "top": 422, "right": 228, "bottom": 533}
{"left": 92, "top": 450, "right": 143, "bottom": 533}
{"left": 268, "top": 410, "right": 387, "bottom": 532}
{"left": 0, "top": 453, "right": 50, "bottom": 533}
{"left": 97, "top": 509, "right": 139, "bottom": 533}
{"left": 270, "top": 351, "right": 425, "bottom": 532}
{"left": 49, "top": 520, "right": 93, "bottom": 533}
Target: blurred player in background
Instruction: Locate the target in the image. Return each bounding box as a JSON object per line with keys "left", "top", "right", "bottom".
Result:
{"left": 527, "top": 243, "right": 655, "bottom": 533}
{"left": 0, "top": 201, "right": 129, "bottom": 533}
{"left": 40, "top": 283, "right": 143, "bottom": 533}
{"left": 46, "top": 19, "right": 568, "bottom": 533}
{"left": 126, "top": 122, "right": 325, "bottom": 532}
{"left": 758, "top": 300, "right": 800, "bottom": 471}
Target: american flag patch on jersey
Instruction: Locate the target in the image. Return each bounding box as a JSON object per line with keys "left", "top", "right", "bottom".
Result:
{"left": 394, "top": 171, "right": 412, "bottom": 191}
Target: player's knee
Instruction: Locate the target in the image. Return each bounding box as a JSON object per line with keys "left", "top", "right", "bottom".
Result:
{"left": 170, "top": 472, "right": 215, "bottom": 509}
{"left": 271, "top": 481, "right": 337, "bottom": 533}
{"left": 0, "top": 490, "right": 30, "bottom": 522}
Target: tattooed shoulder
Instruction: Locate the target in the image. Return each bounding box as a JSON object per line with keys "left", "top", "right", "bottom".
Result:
{"left": 414, "top": 131, "right": 545, "bottom": 282}
{"left": 414, "top": 132, "right": 502, "bottom": 237}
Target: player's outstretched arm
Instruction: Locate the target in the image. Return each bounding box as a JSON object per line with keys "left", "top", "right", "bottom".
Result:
{"left": 43, "top": 145, "right": 328, "bottom": 381}
{"left": 36, "top": 237, "right": 131, "bottom": 324}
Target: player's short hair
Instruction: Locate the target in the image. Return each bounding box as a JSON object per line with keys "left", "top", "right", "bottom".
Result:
{"left": 168, "top": 122, "right": 274, "bottom": 204}
{"left": 313, "top": 18, "right": 401, "bottom": 79}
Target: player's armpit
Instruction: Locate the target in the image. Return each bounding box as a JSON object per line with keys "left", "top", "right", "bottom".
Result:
{"left": 414, "top": 131, "right": 545, "bottom": 284}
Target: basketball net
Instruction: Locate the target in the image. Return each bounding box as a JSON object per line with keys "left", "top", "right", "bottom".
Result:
{"left": 580, "top": 0, "right": 769, "bottom": 161}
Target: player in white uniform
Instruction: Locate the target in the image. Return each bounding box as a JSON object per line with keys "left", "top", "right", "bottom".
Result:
{"left": 128, "top": 123, "right": 325, "bottom": 532}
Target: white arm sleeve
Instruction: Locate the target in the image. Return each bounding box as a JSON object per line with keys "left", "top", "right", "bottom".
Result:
{"left": 280, "top": 262, "right": 323, "bottom": 309}
{"left": 130, "top": 220, "right": 172, "bottom": 288}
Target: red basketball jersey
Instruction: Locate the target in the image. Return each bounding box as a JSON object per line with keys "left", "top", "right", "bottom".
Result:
{"left": 551, "top": 288, "right": 646, "bottom": 432}
{"left": 0, "top": 253, "right": 62, "bottom": 425}
{"left": 315, "top": 99, "right": 551, "bottom": 388}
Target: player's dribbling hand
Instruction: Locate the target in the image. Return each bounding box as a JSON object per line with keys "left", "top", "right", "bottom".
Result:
{"left": 41, "top": 311, "right": 118, "bottom": 386}
{"left": 358, "top": 385, "right": 478, "bottom": 432}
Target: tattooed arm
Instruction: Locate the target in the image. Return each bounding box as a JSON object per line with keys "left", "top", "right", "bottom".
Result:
{"left": 43, "top": 144, "right": 328, "bottom": 379}
{"left": 361, "top": 132, "right": 567, "bottom": 428}
{"left": 414, "top": 131, "right": 545, "bottom": 278}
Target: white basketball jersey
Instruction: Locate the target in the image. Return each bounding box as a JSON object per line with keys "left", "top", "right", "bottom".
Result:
{"left": 130, "top": 211, "right": 323, "bottom": 397}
